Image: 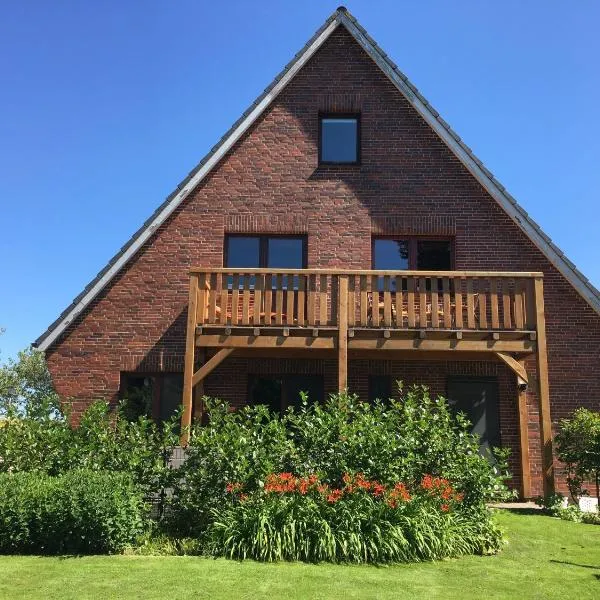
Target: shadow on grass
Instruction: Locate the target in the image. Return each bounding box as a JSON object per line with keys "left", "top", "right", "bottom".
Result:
{"left": 495, "top": 507, "right": 542, "bottom": 516}
{"left": 550, "top": 560, "right": 599, "bottom": 570}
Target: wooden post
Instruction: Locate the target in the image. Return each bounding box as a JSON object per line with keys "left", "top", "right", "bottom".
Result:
{"left": 534, "top": 276, "right": 555, "bottom": 495}
{"left": 193, "top": 348, "right": 206, "bottom": 422}
{"left": 181, "top": 273, "right": 199, "bottom": 446}
{"left": 517, "top": 366, "right": 532, "bottom": 499}
{"left": 338, "top": 275, "right": 348, "bottom": 392}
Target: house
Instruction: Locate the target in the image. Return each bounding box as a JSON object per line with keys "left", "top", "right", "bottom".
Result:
{"left": 34, "top": 7, "right": 600, "bottom": 499}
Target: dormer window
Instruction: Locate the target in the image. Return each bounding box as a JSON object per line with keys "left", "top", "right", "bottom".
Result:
{"left": 319, "top": 114, "right": 359, "bottom": 164}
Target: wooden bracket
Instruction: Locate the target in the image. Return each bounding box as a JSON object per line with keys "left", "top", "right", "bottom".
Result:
{"left": 495, "top": 352, "right": 528, "bottom": 385}
{"left": 192, "top": 348, "right": 235, "bottom": 387}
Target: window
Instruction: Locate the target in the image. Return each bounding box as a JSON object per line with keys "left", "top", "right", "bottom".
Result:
{"left": 248, "top": 375, "right": 324, "bottom": 414}
{"left": 368, "top": 375, "right": 392, "bottom": 403}
{"left": 225, "top": 235, "right": 306, "bottom": 269}
{"left": 372, "top": 238, "right": 452, "bottom": 271}
{"left": 373, "top": 237, "right": 453, "bottom": 291}
{"left": 120, "top": 373, "right": 182, "bottom": 428}
{"left": 319, "top": 114, "right": 359, "bottom": 164}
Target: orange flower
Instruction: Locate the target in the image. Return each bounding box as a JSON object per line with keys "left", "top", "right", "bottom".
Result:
{"left": 441, "top": 504, "right": 449, "bottom": 512}
{"left": 327, "top": 489, "right": 344, "bottom": 503}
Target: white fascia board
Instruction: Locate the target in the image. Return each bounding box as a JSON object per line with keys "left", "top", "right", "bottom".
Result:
{"left": 339, "top": 13, "right": 600, "bottom": 316}
{"left": 37, "top": 20, "right": 340, "bottom": 351}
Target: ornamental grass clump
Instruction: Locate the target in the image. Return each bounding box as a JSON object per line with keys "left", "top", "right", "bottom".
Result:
{"left": 207, "top": 471, "right": 501, "bottom": 563}
{"left": 171, "top": 384, "right": 508, "bottom": 562}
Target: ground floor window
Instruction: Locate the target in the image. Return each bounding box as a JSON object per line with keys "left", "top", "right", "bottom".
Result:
{"left": 368, "top": 375, "right": 392, "bottom": 402}
{"left": 248, "top": 374, "right": 324, "bottom": 414}
{"left": 120, "top": 372, "right": 182, "bottom": 424}
{"left": 446, "top": 376, "right": 500, "bottom": 456}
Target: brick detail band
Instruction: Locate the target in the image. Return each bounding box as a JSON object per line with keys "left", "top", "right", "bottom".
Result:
{"left": 371, "top": 216, "right": 456, "bottom": 236}
{"left": 226, "top": 214, "right": 310, "bottom": 234}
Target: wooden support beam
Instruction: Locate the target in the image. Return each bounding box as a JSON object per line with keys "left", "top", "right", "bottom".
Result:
{"left": 534, "top": 277, "right": 555, "bottom": 495}
{"left": 196, "top": 334, "right": 336, "bottom": 349}
{"left": 338, "top": 275, "right": 349, "bottom": 392}
{"left": 495, "top": 352, "right": 529, "bottom": 384}
{"left": 518, "top": 382, "right": 532, "bottom": 499}
{"left": 192, "top": 348, "right": 235, "bottom": 387}
{"left": 181, "top": 273, "right": 199, "bottom": 446}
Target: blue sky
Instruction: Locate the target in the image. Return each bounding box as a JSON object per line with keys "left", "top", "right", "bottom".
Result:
{"left": 1, "top": 1, "right": 599, "bottom": 361}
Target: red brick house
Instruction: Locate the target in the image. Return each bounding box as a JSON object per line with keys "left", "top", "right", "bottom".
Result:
{"left": 35, "top": 8, "right": 600, "bottom": 499}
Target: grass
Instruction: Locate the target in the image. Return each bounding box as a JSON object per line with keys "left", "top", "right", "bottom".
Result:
{"left": 0, "top": 510, "right": 598, "bottom": 599}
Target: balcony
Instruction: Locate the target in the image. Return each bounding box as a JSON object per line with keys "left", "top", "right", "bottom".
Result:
{"left": 189, "top": 268, "right": 542, "bottom": 352}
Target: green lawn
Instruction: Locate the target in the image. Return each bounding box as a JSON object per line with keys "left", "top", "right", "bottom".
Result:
{"left": 1, "top": 510, "right": 599, "bottom": 600}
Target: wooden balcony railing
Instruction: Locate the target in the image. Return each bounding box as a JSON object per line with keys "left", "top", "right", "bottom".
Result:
{"left": 190, "top": 269, "right": 541, "bottom": 333}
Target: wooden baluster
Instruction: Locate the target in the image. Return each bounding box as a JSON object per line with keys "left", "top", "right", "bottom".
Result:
{"left": 419, "top": 277, "right": 427, "bottom": 328}
{"left": 286, "top": 273, "right": 295, "bottom": 326}
{"left": 264, "top": 274, "right": 273, "bottom": 326}
{"left": 431, "top": 279, "right": 439, "bottom": 328}
{"left": 514, "top": 279, "right": 525, "bottom": 329}
{"left": 219, "top": 274, "right": 228, "bottom": 325}
{"left": 241, "top": 274, "right": 250, "bottom": 325}
{"left": 478, "top": 280, "right": 488, "bottom": 329}
{"left": 490, "top": 278, "right": 500, "bottom": 329}
{"left": 454, "top": 277, "right": 463, "bottom": 329}
{"left": 319, "top": 275, "right": 328, "bottom": 326}
{"left": 275, "top": 274, "right": 284, "bottom": 326}
{"left": 196, "top": 273, "right": 207, "bottom": 325}
{"left": 442, "top": 277, "right": 451, "bottom": 329}
{"left": 466, "top": 278, "right": 475, "bottom": 329}
{"left": 208, "top": 273, "right": 218, "bottom": 324}
{"left": 231, "top": 274, "right": 240, "bottom": 326}
{"left": 297, "top": 274, "right": 305, "bottom": 326}
{"left": 307, "top": 274, "right": 316, "bottom": 326}
{"left": 371, "top": 275, "right": 380, "bottom": 327}
{"left": 407, "top": 277, "right": 416, "bottom": 328}
{"left": 395, "top": 275, "right": 403, "bottom": 327}
{"left": 502, "top": 279, "right": 512, "bottom": 329}
{"left": 348, "top": 275, "right": 356, "bottom": 327}
{"left": 360, "top": 275, "right": 368, "bottom": 326}
{"left": 253, "top": 273, "right": 264, "bottom": 325}
{"left": 383, "top": 276, "right": 392, "bottom": 326}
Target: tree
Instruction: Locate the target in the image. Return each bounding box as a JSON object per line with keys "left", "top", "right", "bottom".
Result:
{"left": 555, "top": 408, "right": 600, "bottom": 503}
{"left": 0, "top": 347, "right": 62, "bottom": 420}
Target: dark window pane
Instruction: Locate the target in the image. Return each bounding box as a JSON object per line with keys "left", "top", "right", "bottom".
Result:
{"left": 267, "top": 238, "right": 304, "bottom": 269}
{"left": 321, "top": 118, "right": 357, "bottom": 163}
{"left": 368, "top": 375, "right": 392, "bottom": 403}
{"left": 373, "top": 239, "right": 409, "bottom": 290}
{"left": 248, "top": 376, "right": 283, "bottom": 414}
{"left": 373, "top": 239, "right": 409, "bottom": 270}
{"left": 226, "top": 237, "right": 260, "bottom": 268}
{"left": 159, "top": 374, "right": 183, "bottom": 424}
{"left": 417, "top": 241, "right": 452, "bottom": 270}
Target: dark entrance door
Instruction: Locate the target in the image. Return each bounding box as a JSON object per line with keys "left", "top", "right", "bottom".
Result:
{"left": 446, "top": 376, "right": 501, "bottom": 457}
{"left": 248, "top": 375, "right": 324, "bottom": 413}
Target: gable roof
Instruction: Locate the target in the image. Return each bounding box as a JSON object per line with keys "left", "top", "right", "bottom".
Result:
{"left": 34, "top": 6, "right": 600, "bottom": 351}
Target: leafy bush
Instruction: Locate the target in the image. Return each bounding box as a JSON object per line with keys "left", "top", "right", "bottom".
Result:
{"left": 0, "top": 401, "right": 180, "bottom": 497}
{"left": 206, "top": 472, "right": 502, "bottom": 562}
{"left": 555, "top": 408, "right": 600, "bottom": 503}
{"left": 0, "top": 470, "right": 146, "bottom": 554}
{"left": 169, "top": 384, "right": 509, "bottom": 562}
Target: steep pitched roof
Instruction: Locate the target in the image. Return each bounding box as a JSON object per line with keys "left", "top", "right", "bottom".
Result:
{"left": 35, "top": 6, "right": 600, "bottom": 350}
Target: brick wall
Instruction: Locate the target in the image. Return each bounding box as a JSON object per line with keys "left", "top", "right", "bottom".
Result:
{"left": 46, "top": 27, "right": 600, "bottom": 497}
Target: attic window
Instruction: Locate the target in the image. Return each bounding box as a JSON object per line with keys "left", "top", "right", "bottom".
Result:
{"left": 319, "top": 114, "right": 359, "bottom": 164}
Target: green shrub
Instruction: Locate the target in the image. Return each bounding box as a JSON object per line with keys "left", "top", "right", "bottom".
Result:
{"left": 0, "top": 401, "right": 180, "bottom": 497}
{"left": 0, "top": 470, "right": 146, "bottom": 554}
{"left": 555, "top": 408, "right": 600, "bottom": 503}
{"left": 169, "top": 384, "right": 509, "bottom": 556}
{"left": 206, "top": 472, "right": 502, "bottom": 563}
